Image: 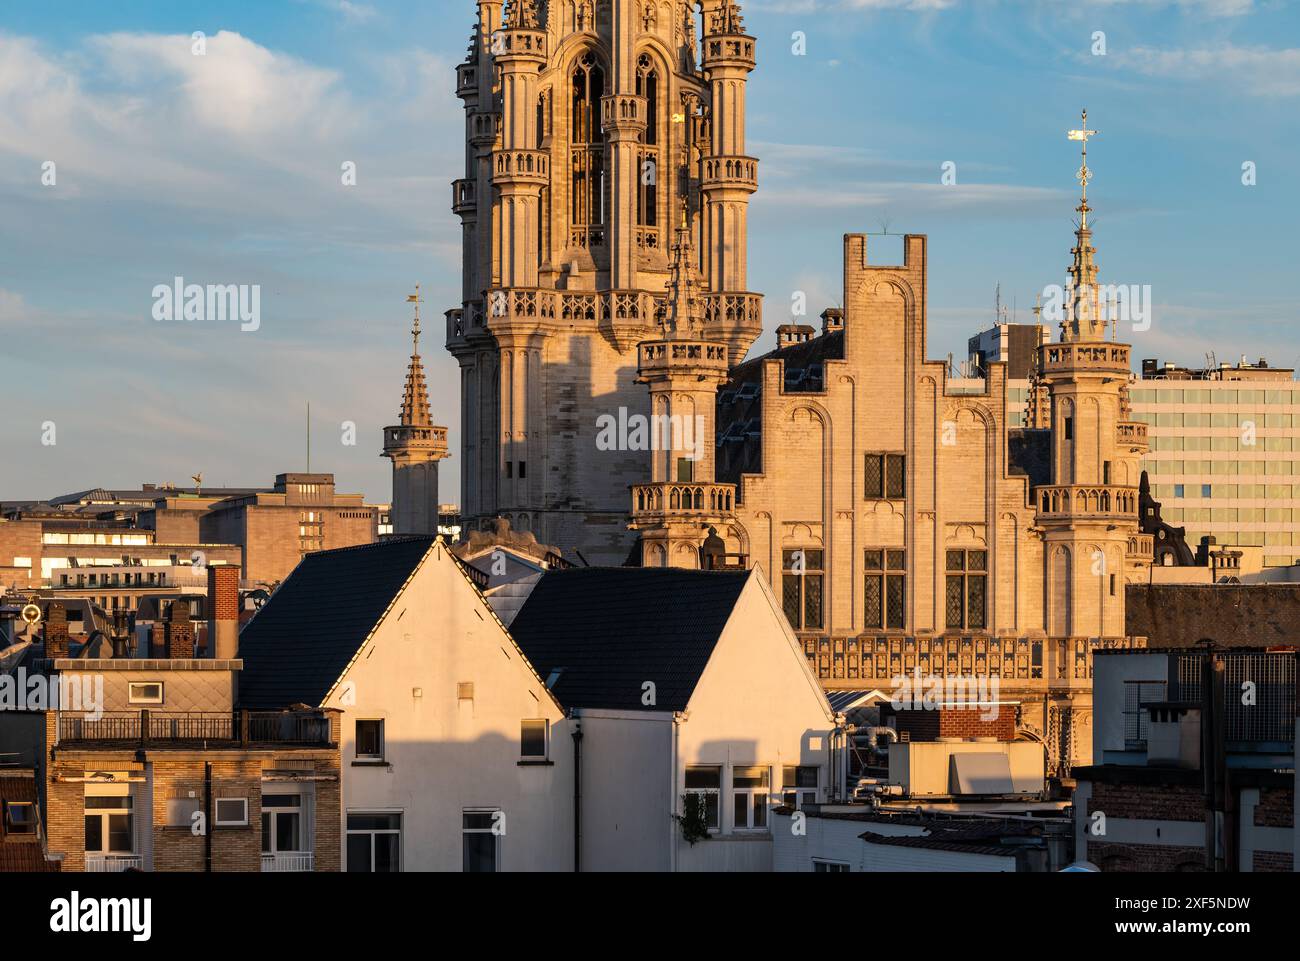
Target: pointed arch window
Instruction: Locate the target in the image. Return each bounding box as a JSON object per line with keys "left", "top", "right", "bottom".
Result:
{"left": 570, "top": 52, "right": 606, "bottom": 248}
{"left": 635, "top": 53, "right": 661, "bottom": 248}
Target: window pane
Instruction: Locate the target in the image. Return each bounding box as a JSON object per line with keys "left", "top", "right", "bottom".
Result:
{"left": 967, "top": 575, "right": 987, "bottom": 630}
{"left": 863, "top": 575, "right": 883, "bottom": 629}
{"left": 263, "top": 795, "right": 300, "bottom": 809}
{"left": 262, "top": 813, "right": 271, "bottom": 853}
{"left": 803, "top": 575, "right": 823, "bottom": 630}
{"left": 732, "top": 766, "right": 769, "bottom": 788}
{"left": 733, "top": 793, "right": 747, "bottom": 827}
{"left": 463, "top": 811, "right": 497, "bottom": 831}
{"left": 374, "top": 832, "right": 400, "bottom": 872}
{"left": 886, "top": 575, "right": 905, "bottom": 630}
{"left": 782, "top": 576, "right": 801, "bottom": 628}
{"left": 85, "top": 815, "right": 102, "bottom": 852}
{"left": 968, "top": 550, "right": 987, "bottom": 572}
{"left": 356, "top": 720, "right": 382, "bottom": 757}
{"left": 703, "top": 793, "right": 719, "bottom": 829}
{"left": 348, "top": 813, "right": 401, "bottom": 831}
{"left": 946, "top": 576, "right": 964, "bottom": 628}
{"left": 946, "top": 550, "right": 964, "bottom": 572}
{"left": 520, "top": 719, "right": 547, "bottom": 757}
{"left": 863, "top": 550, "right": 883, "bottom": 571}
{"left": 804, "top": 550, "right": 824, "bottom": 570}
{"left": 885, "top": 455, "right": 905, "bottom": 499}
{"left": 753, "top": 793, "right": 767, "bottom": 828}
{"left": 346, "top": 834, "right": 372, "bottom": 872}
{"left": 463, "top": 832, "right": 496, "bottom": 873}
{"left": 108, "top": 814, "right": 132, "bottom": 853}
{"left": 277, "top": 812, "right": 300, "bottom": 852}
{"left": 886, "top": 549, "right": 906, "bottom": 571}
{"left": 864, "top": 455, "right": 883, "bottom": 499}
{"left": 684, "top": 766, "right": 720, "bottom": 789}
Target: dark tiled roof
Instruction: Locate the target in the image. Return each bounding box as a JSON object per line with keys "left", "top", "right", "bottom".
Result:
{"left": 0, "top": 843, "right": 60, "bottom": 872}
{"left": 509, "top": 567, "right": 750, "bottom": 711}
{"left": 1007, "top": 428, "right": 1051, "bottom": 491}
{"left": 236, "top": 537, "right": 435, "bottom": 709}
{"left": 858, "top": 832, "right": 1018, "bottom": 859}
{"left": 716, "top": 330, "right": 845, "bottom": 486}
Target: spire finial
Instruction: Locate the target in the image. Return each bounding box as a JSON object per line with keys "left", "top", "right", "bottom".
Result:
{"left": 1067, "top": 107, "right": 1098, "bottom": 227}
{"left": 664, "top": 196, "right": 702, "bottom": 338}
{"left": 406, "top": 285, "right": 422, "bottom": 355}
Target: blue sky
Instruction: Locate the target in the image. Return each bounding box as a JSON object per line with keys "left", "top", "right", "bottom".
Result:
{"left": 2, "top": 0, "right": 1296, "bottom": 503}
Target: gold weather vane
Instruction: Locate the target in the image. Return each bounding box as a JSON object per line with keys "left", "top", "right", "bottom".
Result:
{"left": 406, "top": 285, "right": 422, "bottom": 351}
{"left": 1067, "top": 108, "right": 1098, "bottom": 226}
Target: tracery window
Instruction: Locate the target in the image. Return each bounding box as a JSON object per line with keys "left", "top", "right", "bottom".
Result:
{"left": 570, "top": 52, "right": 606, "bottom": 247}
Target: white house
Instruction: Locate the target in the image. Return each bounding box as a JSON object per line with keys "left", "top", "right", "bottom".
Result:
{"left": 508, "top": 565, "right": 841, "bottom": 872}
{"left": 237, "top": 537, "right": 574, "bottom": 871}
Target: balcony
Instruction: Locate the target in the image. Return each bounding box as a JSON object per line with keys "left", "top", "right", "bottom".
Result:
{"left": 1039, "top": 342, "right": 1131, "bottom": 377}
{"left": 57, "top": 710, "right": 334, "bottom": 748}
{"left": 262, "top": 852, "right": 314, "bottom": 872}
{"left": 631, "top": 482, "right": 736, "bottom": 520}
{"left": 1117, "top": 421, "right": 1149, "bottom": 451}
{"left": 1035, "top": 484, "right": 1138, "bottom": 521}
{"left": 701, "top": 155, "right": 758, "bottom": 193}
{"left": 451, "top": 178, "right": 476, "bottom": 216}
{"left": 86, "top": 855, "right": 142, "bottom": 873}
{"left": 638, "top": 340, "right": 730, "bottom": 376}
{"left": 491, "top": 149, "right": 549, "bottom": 187}
{"left": 1126, "top": 533, "right": 1154, "bottom": 563}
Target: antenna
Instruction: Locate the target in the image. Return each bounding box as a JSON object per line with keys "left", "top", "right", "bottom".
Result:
{"left": 306, "top": 402, "right": 311, "bottom": 474}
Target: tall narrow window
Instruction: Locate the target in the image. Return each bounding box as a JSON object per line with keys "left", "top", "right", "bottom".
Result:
{"left": 684, "top": 766, "right": 721, "bottom": 831}
{"left": 864, "top": 549, "right": 906, "bottom": 630}
{"left": 865, "top": 453, "right": 905, "bottom": 500}
{"left": 732, "top": 766, "right": 770, "bottom": 831}
{"left": 945, "top": 549, "right": 988, "bottom": 630}
{"left": 635, "top": 54, "right": 660, "bottom": 248}
{"left": 782, "top": 549, "right": 824, "bottom": 631}
{"left": 570, "top": 53, "right": 606, "bottom": 248}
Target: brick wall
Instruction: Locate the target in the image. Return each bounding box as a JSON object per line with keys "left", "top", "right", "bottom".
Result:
{"left": 1252, "top": 787, "right": 1294, "bottom": 828}
{"left": 1252, "top": 850, "right": 1294, "bottom": 872}
{"left": 1088, "top": 779, "right": 1205, "bottom": 822}
{"left": 45, "top": 743, "right": 342, "bottom": 873}
{"left": 1090, "top": 840, "right": 1207, "bottom": 872}
{"left": 894, "top": 707, "right": 1015, "bottom": 742}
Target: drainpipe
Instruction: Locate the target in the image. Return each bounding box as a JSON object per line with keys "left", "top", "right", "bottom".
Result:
{"left": 570, "top": 713, "right": 582, "bottom": 873}
{"left": 670, "top": 712, "right": 684, "bottom": 873}
{"left": 203, "top": 761, "right": 213, "bottom": 873}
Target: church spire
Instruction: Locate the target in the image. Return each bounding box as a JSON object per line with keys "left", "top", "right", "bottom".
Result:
{"left": 1063, "top": 108, "right": 1104, "bottom": 343}
{"left": 401, "top": 286, "right": 432, "bottom": 428}
{"left": 664, "top": 200, "right": 704, "bottom": 339}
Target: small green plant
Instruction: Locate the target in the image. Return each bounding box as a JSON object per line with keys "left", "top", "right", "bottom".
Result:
{"left": 674, "top": 793, "right": 711, "bottom": 846}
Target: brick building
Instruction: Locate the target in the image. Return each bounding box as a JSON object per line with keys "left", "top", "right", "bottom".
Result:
{"left": 2, "top": 569, "right": 342, "bottom": 872}
{"left": 1074, "top": 647, "right": 1297, "bottom": 871}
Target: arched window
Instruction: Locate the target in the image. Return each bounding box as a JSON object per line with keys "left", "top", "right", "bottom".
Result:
{"left": 570, "top": 52, "right": 606, "bottom": 247}
{"left": 635, "top": 53, "right": 661, "bottom": 246}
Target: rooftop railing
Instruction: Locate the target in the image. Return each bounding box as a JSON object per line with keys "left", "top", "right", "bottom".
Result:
{"left": 57, "top": 710, "right": 333, "bottom": 747}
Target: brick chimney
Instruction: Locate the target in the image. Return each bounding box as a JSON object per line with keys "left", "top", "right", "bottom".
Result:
{"left": 164, "top": 599, "right": 195, "bottom": 658}
{"left": 206, "top": 564, "right": 241, "bottom": 659}
{"left": 44, "top": 603, "right": 69, "bottom": 658}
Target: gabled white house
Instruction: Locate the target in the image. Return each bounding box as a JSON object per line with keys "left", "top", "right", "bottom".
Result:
{"left": 509, "top": 566, "right": 841, "bottom": 872}
{"left": 237, "top": 537, "right": 573, "bottom": 871}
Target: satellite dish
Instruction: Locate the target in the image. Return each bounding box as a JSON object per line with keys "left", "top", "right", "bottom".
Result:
{"left": 20, "top": 603, "right": 41, "bottom": 626}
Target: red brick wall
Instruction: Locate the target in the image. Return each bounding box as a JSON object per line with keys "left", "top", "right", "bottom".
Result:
{"left": 1088, "top": 780, "right": 1205, "bottom": 822}
{"left": 1090, "top": 840, "right": 1207, "bottom": 872}
{"left": 894, "top": 707, "right": 1015, "bottom": 742}
{"left": 1252, "top": 850, "right": 1293, "bottom": 872}
{"left": 1253, "top": 787, "right": 1294, "bottom": 828}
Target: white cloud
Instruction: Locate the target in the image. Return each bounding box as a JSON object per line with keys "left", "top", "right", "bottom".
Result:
{"left": 1111, "top": 43, "right": 1300, "bottom": 96}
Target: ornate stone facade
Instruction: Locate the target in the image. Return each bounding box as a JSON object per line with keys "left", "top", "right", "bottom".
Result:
{"left": 446, "top": 0, "right": 761, "bottom": 564}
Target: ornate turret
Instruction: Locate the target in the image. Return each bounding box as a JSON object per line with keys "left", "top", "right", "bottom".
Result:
{"left": 630, "top": 207, "right": 737, "bottom": 569}
{"left": 383, "top": 287, "right": 450, "bottom": 536}
{"left": 1035, "top": 111, "right": 1144, "bottom": 639}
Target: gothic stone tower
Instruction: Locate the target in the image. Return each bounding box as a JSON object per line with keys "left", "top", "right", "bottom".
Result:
{"left": 1037, "top": 112, "right": 1147, "bottom": 641}
{"left": 629, "top": 213, "right": 735, "bottom": 567}
{"left": 445, "top": 0, "right": 762, "bottom": 565}
{"left": 383, "top": 292, "right": 450, "bottom": 535}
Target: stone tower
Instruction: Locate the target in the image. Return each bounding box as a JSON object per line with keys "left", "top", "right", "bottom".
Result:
{"left": 445, "top": 0, "right": 762, "bottom": 565}
{"left": 630, "top": 209, "right": 735, "bottom": 567}
{"left": 383, "top": 291, "right": 450, "bottom": 535}
{"left": 1037, "top": 111, "right": 1147, "bottom": 638}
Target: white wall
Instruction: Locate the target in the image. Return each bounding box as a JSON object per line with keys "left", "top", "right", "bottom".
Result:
{"left": 888, "top": 740, "right": 1044, "bottom": 796}
{"left": 772, "top": 811, "right": 928, "bottom": 872}
{"left": 861, "top": 840, "right": 1016, "bottom": 872}
{"left": 672, "top": 573, "right": 838, "bottom": 871}
{"left": 1092, "top": 651, "right": 1169, "bottom": 763}
{"left": 323, "top": 542, "right": 573, "bottom": 871}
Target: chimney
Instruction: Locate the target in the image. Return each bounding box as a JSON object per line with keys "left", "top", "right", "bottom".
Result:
{"left": 207, "top": 564, "right": 241, "bottom": 660}
{"left": 44, "top": 603, "right": 70, "bottom": 658}
{"left": 820, "top": 308, "right": 844, "bottom": 335}
{"left": 164, "top": 598, "right": 195, "bottom": 658}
